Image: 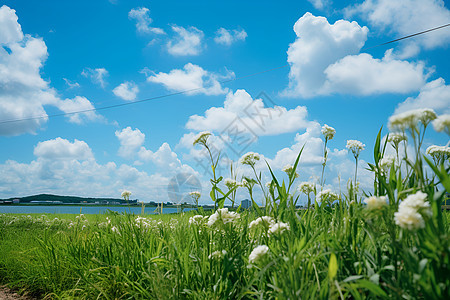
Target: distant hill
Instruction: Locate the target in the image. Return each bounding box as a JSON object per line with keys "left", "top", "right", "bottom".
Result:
{"left": 1, "top": 194, "right": 137, "bottom": 205}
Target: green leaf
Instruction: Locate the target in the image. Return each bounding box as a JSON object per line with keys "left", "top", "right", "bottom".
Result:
{"left": 329, "top": 253, "right": 338, "bottom": 279}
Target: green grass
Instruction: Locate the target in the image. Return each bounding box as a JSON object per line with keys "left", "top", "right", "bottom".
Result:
{"left": 0, "top": 207, "right": 449, "bottom": 299}
{"left": 1, "top": 116, "right": 449, "bottom": 299}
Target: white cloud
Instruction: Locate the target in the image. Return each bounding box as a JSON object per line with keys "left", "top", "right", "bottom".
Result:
{"left": 56, "top": 96, "right": 100, "bottom": 124}
{"left": 323, "top": 50, "right": 429, "bottom": 95}
{"left": 0, "top": 5, "right": 99, "bottom": 136}
{"left": 115, "top": 127, "right": 146, "bottom": 158}
{"left": 186, "top": 89, "right": 311, "bottom": 136}
{"left": 147, "top": 63, "right": 233, "bottom": 95}
{"left": 167, "top": 25, "right": 204, "bottom": 56}
{"left": 0, "top": 5, "right": 23, "bottom": 44}
{"left": 284, "top": 12, "right": 368, "bottom": 98}
{"left": 113, "top": 81, "right": 139, "bottom": 101}
{"left": 34, "top": 137, "right": 93, "bottom": 160}
{"left": 307, "top": 0, "right": 329, "bottom": 10}
{"left": 284, "top": 12, "right": 429, "bottom": 97}
{"left": 128, "top": 7, "right": 165, "bottom": 35}
{"left": 214, "top": 28, "right": 247, "bottom": 46}
{"left": 394, "top": 78, "right": 450, "bottom": 115}
{"left": 63, "top": 78, "right": 80, "bottom": 89}
{"left": 346, "top": 0, "right": 450, "bottom": 57}
{"left": 81, "top": 68, "right": 108, "bottom": 88}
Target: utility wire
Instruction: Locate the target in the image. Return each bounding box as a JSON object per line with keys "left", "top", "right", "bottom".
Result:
{"left": 1, "top": 23, "right": 449, "bottom": 125}
{"left": 362, "top": 23, "right": 450, "bottom": 51}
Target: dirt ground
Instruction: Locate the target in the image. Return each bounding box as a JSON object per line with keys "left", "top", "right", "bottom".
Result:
{"left": 0, "top": 287, "right": 36, "bottom": 300}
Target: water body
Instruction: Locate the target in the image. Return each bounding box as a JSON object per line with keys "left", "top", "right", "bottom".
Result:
{"left": 0, "top": 205, "right": 195, "bottom": 214}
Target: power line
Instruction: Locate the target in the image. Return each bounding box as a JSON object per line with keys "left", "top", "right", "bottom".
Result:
{"left": 1, "top": 23, "right": 449, "bottom": 125}
{"left": 362, "top": 23, "right": 450, "bottom": 51}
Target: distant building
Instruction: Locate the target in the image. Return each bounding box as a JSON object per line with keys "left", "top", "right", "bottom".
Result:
{"left": 241, "top": 199, "right": 251, "bottom": 209}
{"left": 12, "top": 198, "right": 20, "bottom": 204}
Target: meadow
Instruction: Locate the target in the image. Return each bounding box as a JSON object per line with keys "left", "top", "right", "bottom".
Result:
{"left": 0, "top": 108, "right": 449, "bottom": 299}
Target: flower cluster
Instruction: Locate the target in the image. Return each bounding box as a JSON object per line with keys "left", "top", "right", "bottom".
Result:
{"left": 207, "top": 208, "right": 239, "bottom": 227}
{"left": 388, "top": 133, "right": 407, "bottom": 145}
{"left": 378, "top": 155, "right": 395, "bottom": 174}
{"left": 249, "top": 245, "right": 269, "bottom": 264}
{"left": 224, "top": 178, "right": 239, "bottom": 189}
{"left": 209, "top": 250, "right": 227, "bottom": 260}
{"left": 316, "top": 189, "right": 339, "bottom": 203}
{"left": 321, "top": 124, "right": 336, "bottom": 140}
{"left": 298, "top": 182, "right": 315, "bottom": 195}
{"left": 268, "top": 222, "right": 290, "bottom": 236}
{"left": 121, "top": 190, "right": 131, "bottom": 200}
{"left": 426, "top": 145, "right": 450, "bottom": 163}
{"left": 249, "top": 216, "right": 275, "bottom": 230}
{"left": 239, "top": 152, "right": 260, "bottom": 167}
{"left": 346, "top": 140, "right": 365, "bottom": 158}
{"left": 189, "top": 215, "right": 207, "bottom": 226}
{"left": 394, "top": 191, "right": 431, "bottom": 230}
{"left": 389, "top": 108, "right": 437, "bottom": 131}
{"left": 364, "top": 196, "right": 387, "bottom": 210}
{"left": 282, "top": 164, "right": 299, "bottom": 178}
{"left": 193, "top": 131, "right": 211, "bottom": 146}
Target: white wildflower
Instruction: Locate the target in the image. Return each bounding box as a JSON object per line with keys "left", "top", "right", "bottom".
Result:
{"left": 426, "top": 145, "right": 450, "bottom": 163}
{"left": 239, "top": 152, "right": 260, "bottom": 167}
{"left": 399, "top": 191, "right": 430, "bottom": 212}
{"left": 282, "top": 164, "right": 299, "bottom": 178}
{"left": 189, "top": 215, "right": 206, "bottom": 225}
{"left": 395, "top": 191, "right": 431, "bottom": 230}
{"left": 394, "top": 206, "right": 425, "bottom": 230}
{"left": 321, "top": 124, "right": 336, "bottom": 140}
{"left": 207, "top": 208, "right": 239, "bottom": 227}
{"left": 224, "top": 178, "right": 238, "bottom": 189}
{"left": 121, "top": 190, "right": 131, "bottom": 199}
{"left": 432, "top": 114, "right": 450, "bottom": 135}
{"left": 208, "top": 250, "right": 227, "bottom": 260}
{"left": 346, "top": 140, "right": 365, "bottom": 158}
{"left": 388, "top": 133, "right": 407, "bottom": 145}
{"left": 364, "top": 196, "right": 387, "bottom": 210}
{"left": 316, "top": 189, "right": 338, "bottom": 203}
{"left": 298, "top": 182, "right": 315, "bottom": 195}
{"left": 249, "top": 245, "right": 269, "bottom": 264}
{"left": 248, "top": 216, "right": 275, "bottom": 230}
{"left": 268, "top": 222, "right": 290, "bottom": 235}
{"left": 379, "top": 155, "right": 395, "bottom": 174}
{"left": 389, "top": 108, "right": 437, "bottom": 131}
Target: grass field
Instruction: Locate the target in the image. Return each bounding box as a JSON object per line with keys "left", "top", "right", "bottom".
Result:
{"left": 0, "top": 110, "right": 449, "bottom": 299}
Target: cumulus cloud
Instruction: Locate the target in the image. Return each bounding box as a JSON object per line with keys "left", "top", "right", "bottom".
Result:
{"left": 284, "top": 12, "right": 430, "bottom": 97}
{"left": 56, "top": 96, "right": 100, "bottom": 124}
{"left": 394, "top": 78, "right": 450, "bottom": 115}
{"left": 34, "top": 137, "right": 93, "bottom": 160}
{"left": 0, "top": 144, "right": 176, "bottom": 201}
{"left": 115, "top": 127, "right": 146, "bottom": 158}
{"left": 0, "top": 5, "right": 23, "bottom": 44}
{"left": 345, "top": 0, "right": 450, "bottom": 57}
{"left": 113, "top": 81, "right": 139, "bottom": 101}
{"left": 81, "top": 67, "right": 108, "bottom": 88}
{"left": 284, "top": 12, "right": 368, "bottom": 97}
{"left": 0, "top": 5, "right": 99, "bottom": 136}
{"left": 186, "top": 89, "right": 311, "bottom": 136}
{"left": 323, "top": 50, "right": 429, "bottom": 95}
{"left": 147, "top": 63, "right": 233, "bottom": 95}
{"left": 128, "top": 7, "right": 165, "bottom": 35}
{"left": 167, "top": 25, "right": 204, "bottom": 56}
{"left": 214, "top": 28, "right": 247, "bottom": 46}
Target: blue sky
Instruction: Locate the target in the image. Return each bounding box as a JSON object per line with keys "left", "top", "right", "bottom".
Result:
{"left": 0, "top": 0, "right": 449, "bottom": 204}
